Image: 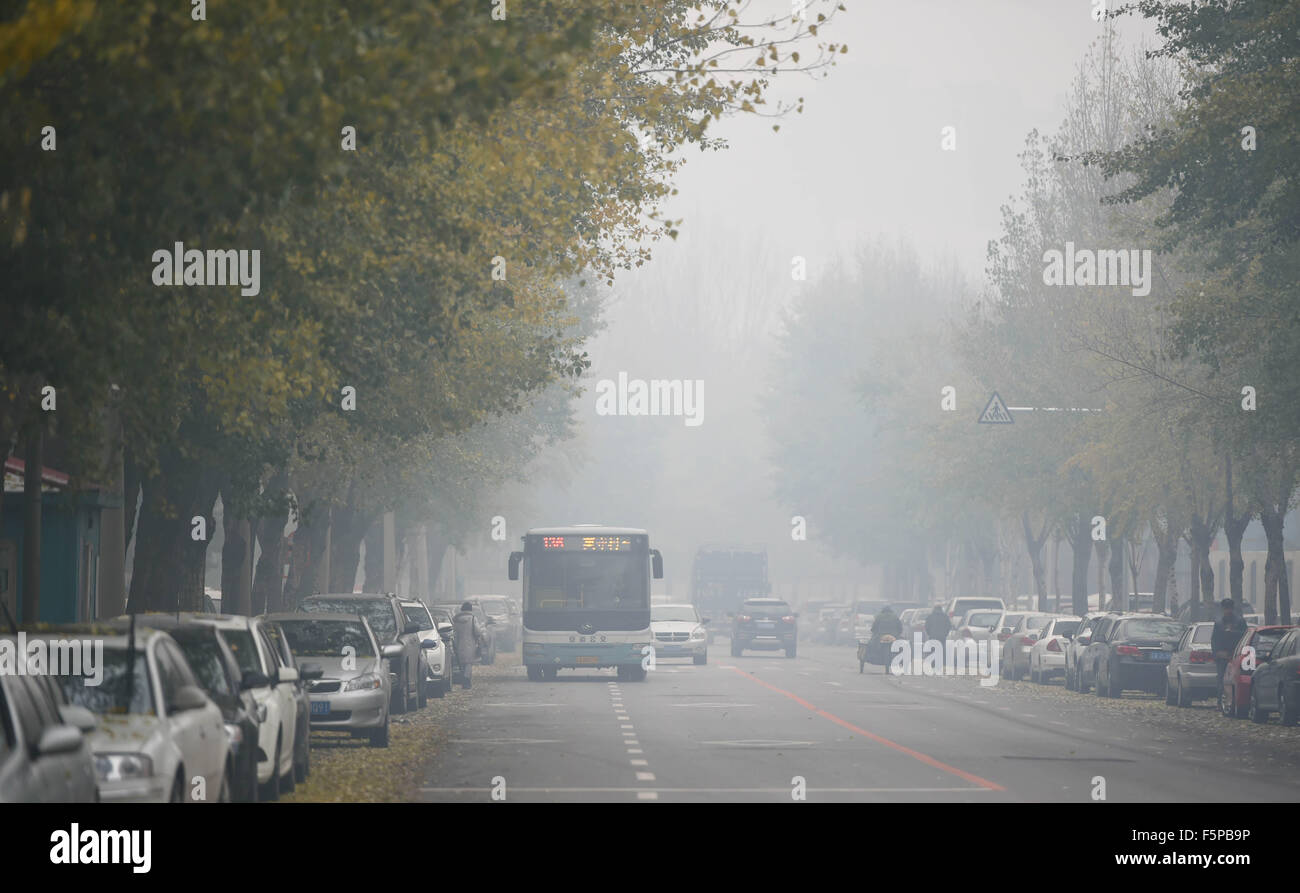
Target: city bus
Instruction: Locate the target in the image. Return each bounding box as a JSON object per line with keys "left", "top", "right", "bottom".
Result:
{"left": 508, "top": 525, "right": 663, "bottom": 681}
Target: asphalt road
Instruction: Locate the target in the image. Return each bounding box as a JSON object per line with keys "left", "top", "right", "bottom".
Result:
{"left": 419, "top": 640, "right": 1300, "bottom": 803}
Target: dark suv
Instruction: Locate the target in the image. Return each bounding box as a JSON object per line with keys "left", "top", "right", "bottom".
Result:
{"left": 731, "top": 598, "right": 798, "bottom": 658}
{"left": 1081, "top": 614, "right": 1185, "bottom": 698}
{"left": 299, "top": 593, "right": 425, "bottom": 713}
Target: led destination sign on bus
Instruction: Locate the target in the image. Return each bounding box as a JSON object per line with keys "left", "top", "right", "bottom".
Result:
{"left": 538, "top": 535, "right": 637, "bottom": 551}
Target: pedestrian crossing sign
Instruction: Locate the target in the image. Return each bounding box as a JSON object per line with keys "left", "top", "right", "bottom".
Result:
{"left": 978, "top": 392, "right": 1013, "bottom": 424}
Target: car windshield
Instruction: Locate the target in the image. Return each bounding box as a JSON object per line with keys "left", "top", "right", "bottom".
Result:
{"left": 1001, "top": 614, "right": 1024, "bottom": 628}
{"left": 744, "top": 601, "right": 791, "bottom": 617}
{"left": 1191, "top": 625, "right": 1214, "bottom": 643}
{"left": 1121, "top": 619, "right": 1184, "bottom": 639}
{"left": 1022, "top": 614, "right": 1051, "bottom": 629}
{"left": 652, "top": 606, "right": 699, "bottom": 622}
{"left": 1250, "top": 629, "right": 1287, "bottom": 657}
{"left": 1052, "top": 620, "right": 1080, "bottom": 637}
{"left": 402, "top": 605, "right": 433, "bottom": 629}
{"left": 57, "top": 647, "right": 154, "bottom": 716}
{"left": 966, "top": 612, "right": 1001, "bottom": 627}
{"left": 303, "top": 599, "right": 396, "bottom": 641}
{"left": 956, "top": 600, "right": 1003, "bottom": 612}
{"left": 277, "top": 619, "right": 376, "bottom": 658}
{"left": 220, "top": 628, "right": 261, "bottom": 676}
{"left": 479, "top": 598, "right": 509, "bottom": 615}
{"left": 175, "top": 637, "right": 232, "bottom": 697}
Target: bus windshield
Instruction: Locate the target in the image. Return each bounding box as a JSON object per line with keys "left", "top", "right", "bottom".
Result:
{"left": 526, "top": 551, "right": 648, "bottom": 611}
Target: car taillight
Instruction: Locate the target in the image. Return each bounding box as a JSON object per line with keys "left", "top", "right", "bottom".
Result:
{"left": 1116, "top": 645, "right": 1140, "bottom": 656}
{"left": 782, "top": 615, "right": 795, "bottom": 623}
{"left": 1018, "top": 635, "right": 1036, "bottom": 645}
{"left": 1189, "top": 650, "right": 1215, "bottom": 663}
{"left": 737, "top": 614, "right": 751, "bottom": 622}
{"left": 1046, "top": 638, "right": 1062, "bottom": 652}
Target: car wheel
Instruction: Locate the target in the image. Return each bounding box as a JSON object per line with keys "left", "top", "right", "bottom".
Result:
{"left": 1165, "top": 674, "right": 1178, "bottom": 705}
{"left": 261, "top": 740, "right": 281, "bottom": 801}
{"left": 295, "top": 731, "right": 310, "bottom": 783}
{"left": 1093, "top": 669, "right": 1105, "bottom": 697}
{"left": 432, "top": 675, "right": 447, "bottom": 697}
{"left": 418, "top": 676, "right": 429, "bottom": 708}
{"left": 786, "top": 644, "right": 797, "bottom": 659}
{"left": 1064, "top": 665, "right": 1074, "bottom": 690}
{"left": 218, "top": 765, "right": 232, "bottom": 802}
{"left": 731, "top": 640, "right": 743, "bottom": 657}
{"left": 369, "top": 714, "right": 390, "bottom": 747}
{"left": 1107, "top": 669, "right": 1122, "bottom": 699}
{"left": 1248, "top": 686, "right": 1269, "bottom": 724}
{"left": 279, "top": 744, "right": 296, "bottom": 794}
{"left": 1280, "top": 685, "right": 1299, "bottom": 726}
{"left": 1175, "top": 675, "right": 1191, "bottom": 708}
{"left": 170, "top": 772, "right": 185, "bottom": 803}
{"left": 693, "top": 653, "right": 707, "bottom": 666}
{"left": 1219, "top": 687, "right": 1234, "bottom": 718}
{"left": 391, "top": 673, "right": 408, "bottom": 715}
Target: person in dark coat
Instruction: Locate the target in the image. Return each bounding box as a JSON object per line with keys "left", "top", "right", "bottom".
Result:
{"left": 924, "top": 604, "right": 952, "bottom": 642}
{"left": 1211, "top": 598, "right": 1247, "bottom": 688}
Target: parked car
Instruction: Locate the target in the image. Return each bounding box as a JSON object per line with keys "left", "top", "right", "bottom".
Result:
{"left": 432, "top": 599, "right": 497, "bottom": 665}
{"left": 944, "top": 597, "right": 1006, "bottom": 626}
{"left": 948, "top": 609, "right": 1004, "bottom": 644}
{"left": 1000, "top": 613, "right": 1056, "bottom": 680}
{"left": 33, "top": 626, "right": 231, "bottom": 802}
{"left": 1246, "top": 626, "right": 1300, "bottom": 725}
{"left": 731, "top": 597, "right": 797, "bottom": 657}
{"left": 118, "top": 616, "right": 264, "bottom": 802}
{"left": 898, "top": 607, "right": 926, "bottom": 639}
{"left": 1028, "top": 616, "right": 1081, "bottom": 684}
{"left": 1081, "top": 614, "right": 1184, "bottom": 698}
{"left": 1163, "top": 621, "right": 1217, "bottom": 707}
{"left": 427, "top": 605, "right": 463, "bottom": 685}
{"left": 176, "top": 613, "right": 304, "bottom": 799}
{"left": 476, "top": 595, "right": 518, "bottom": 651}
{"left": 1064, "top": 613, "right": 1117, "bottom": 691}
{"left": 1221, "top": 625, "right": 1296, "bottom": 718}
{"left": 269, "top": 613, "right": 400, "bottom": 747}
{"left": 400, "top": 599, "right": 451, "bottom": 698}
{"left": 261, "top": 617, "right": 321, "bottom": 783}
{"left": 301, "top": 593, "right": 425, "bottom": 711}
{"left": 651, "top": 602, "right": 709, "bottom": 664}
{"left": 0, "top": 655, "right": 98, "bottom": 803}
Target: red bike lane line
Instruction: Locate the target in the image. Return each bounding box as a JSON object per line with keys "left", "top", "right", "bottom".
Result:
{"left": 727, "top": 665, "right": 1007, "bottom": 792}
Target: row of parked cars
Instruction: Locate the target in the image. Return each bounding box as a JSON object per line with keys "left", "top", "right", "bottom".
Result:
{"left": 904, "top": 598, "right": 1300, "bottom": 725}
{"left": 1, "top": 592, "right": 519, "bottom": 803}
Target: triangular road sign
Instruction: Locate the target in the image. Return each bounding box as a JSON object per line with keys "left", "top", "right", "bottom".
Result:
{"left": 978, "top": 392, "right": 1013, "bottom": 424}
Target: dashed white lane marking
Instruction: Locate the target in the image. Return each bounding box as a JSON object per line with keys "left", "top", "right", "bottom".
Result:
{"left": 622, "top": 731, "right": 636, "bottom": 737}
{"left": 635, "top": 771, "right": 655, "bottom": 781}
{"left": 823, "top": 681, "right": 843, "bottom": 687}
{"left": 630, "top": 759, "right": 648, "bottom": 766}
{"left": 628, "top": 748, "right": 643, "bottom": 754}
{"left": 484, "top": 702, "right": 563, "bottom": 708}
{"left": 620, "top": 724, "right": 634, "bottom": 729}
{"left": 637, "top": 791, "right": 659, "bottom": 800}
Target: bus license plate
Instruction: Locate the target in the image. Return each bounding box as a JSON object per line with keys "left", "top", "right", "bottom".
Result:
{"left": 576, "top": 656, "right": 599, "bottom": 665}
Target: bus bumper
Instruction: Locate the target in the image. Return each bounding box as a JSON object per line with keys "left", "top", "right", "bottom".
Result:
{"left": 523, "top": 641, "right": 650, "bottom": 668}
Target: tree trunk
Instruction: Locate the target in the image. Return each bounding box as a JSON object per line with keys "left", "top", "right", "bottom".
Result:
{"left": 1261, "top": 507, "right": 1284, "bottom": 625}
{"left": 123, "top": 446, "right": 141, "bottom": 558}
{"left": 220, "top": 507, "right": 252, "bottom": 616}
{"left": 1067, "top": 516, "right": 1091, "bottom": 616}
{"left": 1021, "top": 511, "right": 1048, "bottom": 612}
{"left": 1108, "top": 535, "right": 1125, "bottom": 611}
{"left": 287, "top": 502, "right": 332, "bottom": 606}
{"left": 21, "top": 423, "right": 43, "bottom": 623}
{"left": 1095, "top": 540, "right": 1109, "bottom": 607}
{"left": 1224, "top": 454, "right": 1250, "bottom": 612}
{"left": 1152, "top": 524, "right": 1177, "bottom": 616}
{"left": 250, "top": 469, "right": 291, "bottom": 615}
{"left": 328, "top": 504, "right": 371, "bottom": 597}
{"left": 427, "top": 527, "right": 451, "bottom": 597}
{"left": 363, "top": 517, "right": 386, "bottom": 593}
{"left": 127, "top": 448, "right": 220, "bottom": 614}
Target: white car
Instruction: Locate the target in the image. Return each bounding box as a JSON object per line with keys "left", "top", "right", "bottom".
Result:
{"left": 948, "top": 609, "right": 1004, "bottom": 644}
{"left": 1028, "top": 615, "right": 1082, "bottom": 684}
{"left": 183, "top": 614, "right": 301, "bottom": 799}
{"left": 650, "top": 603, "right": 709, "bottom": 665}
{"left": 38, "top": 627, "right": 230, "bottom": 802}
{"left": 1000, "top": 612, "right": 1056, "bottom": 680}
{"left": 401, "top": 600, "right": 451, "bottom": 698}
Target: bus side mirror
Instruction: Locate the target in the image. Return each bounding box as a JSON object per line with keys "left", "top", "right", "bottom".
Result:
{"left": 508, "top": 551, "right": 523, "bottom": 581}
{"left": 651, "top": 549, "right": 663, "bottom": 580}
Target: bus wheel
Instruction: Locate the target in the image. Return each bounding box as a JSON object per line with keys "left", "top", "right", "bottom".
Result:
{"left": 527, "top": 665, "right": 543, "bottom": 681}
{"left": 625, "top": 665, "right": 647, "bottom": 682}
